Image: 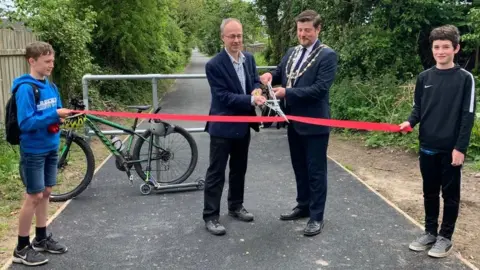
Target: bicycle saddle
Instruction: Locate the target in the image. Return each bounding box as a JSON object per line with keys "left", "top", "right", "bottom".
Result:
{"left": 126, "top": 105, "right": 152, "bottom": 111}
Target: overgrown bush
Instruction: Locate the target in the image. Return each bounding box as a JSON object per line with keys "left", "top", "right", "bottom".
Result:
{"left": 330, "top": 73, "right": 480, "bottom": 164}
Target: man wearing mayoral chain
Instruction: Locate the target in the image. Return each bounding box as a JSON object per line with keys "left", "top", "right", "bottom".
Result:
{"left": 260, "top": 9, "right": 338, "bottom": 236}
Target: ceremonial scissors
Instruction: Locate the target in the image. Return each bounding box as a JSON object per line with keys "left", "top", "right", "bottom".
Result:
{"left": 264, "top": 83, "right": 289, "bottom": 123}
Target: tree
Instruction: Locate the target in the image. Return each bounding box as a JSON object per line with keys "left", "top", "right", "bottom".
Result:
{"left": 8, "top": 0, "right": 97, "bottom": 100}
{"left": 462, "top": 8, "right": 480, "bottom": 74}
{"left": 196, "top": 0, "right": 263, "bottom": 56}
{"left": 257, "top": 0, "right": 470, "bottom": 80}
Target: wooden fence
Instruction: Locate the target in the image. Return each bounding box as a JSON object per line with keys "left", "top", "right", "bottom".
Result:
{"left": 0, "top": 28, "right": 38, "bottom": 122}
{"left": 244, "top": 43, "right": 266, "bottom": 54}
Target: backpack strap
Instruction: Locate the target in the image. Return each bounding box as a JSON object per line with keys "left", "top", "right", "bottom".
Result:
{"left": 32, "top": 83, "right": 40, "bottom": 104}
{"left": 12, "top": 83, "right": 40, "bottom": 104}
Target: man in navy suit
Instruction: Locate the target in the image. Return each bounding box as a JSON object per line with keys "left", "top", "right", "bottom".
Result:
{"left": 260, "top": 10, "right": 338, "bottom": 236}
{"left": 203, "top": 18, "right": 266, "bottom": 235}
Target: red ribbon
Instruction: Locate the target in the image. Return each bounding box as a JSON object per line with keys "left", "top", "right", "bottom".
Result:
{"left": 72, "top": 110, "right": 412, "bottom": 133}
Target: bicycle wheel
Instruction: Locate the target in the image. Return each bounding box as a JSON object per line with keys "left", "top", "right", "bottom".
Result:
{"left": 132, "top": 125, "right": 198, "bottom": 184}
{"left": 51, "top": 130, "right": 95, "bottom": 202}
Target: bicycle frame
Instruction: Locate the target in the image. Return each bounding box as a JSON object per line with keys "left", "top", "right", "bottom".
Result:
{"left": 85, "top": 114, "right": 142, "bottom": 156}
{"left": 61, "top": 113, "right": 165, "bottom": 175}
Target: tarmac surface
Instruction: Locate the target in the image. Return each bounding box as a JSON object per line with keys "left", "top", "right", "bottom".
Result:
{"left": 8, "top": 50, "right": 472, "bottom": 270}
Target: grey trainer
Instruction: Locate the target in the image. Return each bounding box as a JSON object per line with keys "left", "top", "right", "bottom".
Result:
{"left": 32, "top": 233, "right": 68, "bottom": 254}
{"left": 409, "top": 232, "right": 437, "bottom": 251}
{"left": 12, "top": 245, "right": 48, "bottom": 266}
{"left": 428, "top": 236, "right": 453, "bottom": 258}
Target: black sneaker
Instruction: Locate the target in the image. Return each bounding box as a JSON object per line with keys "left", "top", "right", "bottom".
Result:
{"left": 32, "top": 233, "right": 68, "bottom": 254}
{"left": 13, "top": 245, "right": 48, "bottom": 266}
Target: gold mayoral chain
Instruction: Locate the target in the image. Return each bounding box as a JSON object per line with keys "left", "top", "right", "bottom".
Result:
{"left": 285, "top": 43, "right": 327, "bottom": 88}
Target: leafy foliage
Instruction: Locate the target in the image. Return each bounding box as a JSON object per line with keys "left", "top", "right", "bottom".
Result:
{"left": 7, "top": 0, "right": 198, "bottom": 105}
{"left": 257, "top": 0, "right": 470, "bottom": 80}
{"left": 462, "top": 8, "right": 480, "bottom": 73}
{"left": 329, "top": 75, "right": 419, "bottom": 151}
{"left": 9, "top": 0, "right": 97, "bottom": 101}
{"left": 196, "top": 0, "right": 263, "bottom": 56}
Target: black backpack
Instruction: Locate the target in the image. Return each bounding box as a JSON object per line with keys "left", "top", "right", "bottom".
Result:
{"left": 4, "top": 83, "right": 40, "bottom": 145}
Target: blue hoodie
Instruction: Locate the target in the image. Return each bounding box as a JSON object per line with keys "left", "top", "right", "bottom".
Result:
{"left": 12, "top": 74, "right": 62, "bottom": 154}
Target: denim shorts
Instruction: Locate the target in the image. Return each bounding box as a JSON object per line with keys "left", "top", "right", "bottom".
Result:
{"left": 20, "top": 150, "right": 58, "bottom": 194}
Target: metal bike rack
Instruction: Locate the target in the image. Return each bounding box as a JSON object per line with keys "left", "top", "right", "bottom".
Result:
{"left": 80, "top": 66, "right": 276, "bottom": 194}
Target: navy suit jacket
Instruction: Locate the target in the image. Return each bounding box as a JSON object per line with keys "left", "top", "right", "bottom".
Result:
{"left": 205, "top": 49, "right": 261, "bottom": 138}
{"left": 270, "top": 40, "right": 338, "bottom": 135}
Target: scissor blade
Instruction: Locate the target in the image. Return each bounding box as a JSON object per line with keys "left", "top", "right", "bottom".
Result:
{"left": 264, "top": 84, "right": 289, "bottom": 122}
{"left": 264, "top": 101, "right": 289, "bottom": 123}
{"left": 278, "top": 111, "right": 289, "bottom": 123}
{"left": 267, "top": 83, "right": 276, "bottom": 101}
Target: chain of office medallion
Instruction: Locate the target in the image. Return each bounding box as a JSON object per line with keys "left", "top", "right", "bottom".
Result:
{"left": 285, "top": 44, "right": 327, "bottom": 83}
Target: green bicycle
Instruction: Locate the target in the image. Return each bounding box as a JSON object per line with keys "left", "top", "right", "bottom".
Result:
{"left": 39, "top": 98, "right": 201, "bottom": 202}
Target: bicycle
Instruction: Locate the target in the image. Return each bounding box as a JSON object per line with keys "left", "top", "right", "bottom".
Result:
{"left": 27, "top": 98, "right": 202, "bottom": 202}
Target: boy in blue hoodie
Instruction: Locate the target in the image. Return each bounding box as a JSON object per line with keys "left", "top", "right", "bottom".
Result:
{"left": 12, "top": 41, "right": 71, "bottom": 266}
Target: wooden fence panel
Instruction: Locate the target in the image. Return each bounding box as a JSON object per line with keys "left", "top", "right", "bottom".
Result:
{"left": 0, "top": 29, "right": 38, "bottom": 123}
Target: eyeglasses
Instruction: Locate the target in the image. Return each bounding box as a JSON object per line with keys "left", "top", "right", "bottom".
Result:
{"left": 224, "top": 34, "right": 243, "bottom": 40}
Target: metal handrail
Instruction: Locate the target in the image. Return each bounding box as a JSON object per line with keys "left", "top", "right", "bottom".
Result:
{"left": 81, "top": 66, "right": 277, "bottom": 136}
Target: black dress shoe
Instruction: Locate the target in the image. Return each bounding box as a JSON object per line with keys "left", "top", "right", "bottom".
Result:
{"left": 228, "top": 207, "right": 254, "bottom": 222}
{"left": 205, "top": 220, "right": 226, "bottom": 235}
{"left": 280, "top": 208, "right": 309, "bottom": 221}
{"left": 304, "top": 219, "right": 324, "bottom": 236}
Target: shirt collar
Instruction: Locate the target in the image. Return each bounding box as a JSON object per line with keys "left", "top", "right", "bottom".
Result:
{"left": 225, "top": 48, "right": 245, "bottom": 64}
{"left": 303, "top": 39, "right": 319, "bottom": 54}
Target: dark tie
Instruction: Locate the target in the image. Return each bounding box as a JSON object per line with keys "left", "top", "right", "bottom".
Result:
{"left": 293, "top": 47, "right": 307, "bottom": 73}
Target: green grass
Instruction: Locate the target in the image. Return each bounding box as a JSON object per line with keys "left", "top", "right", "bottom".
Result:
{"left": 0, "top": 141, "right": 23, "bottom": 202}
{"left": 0, "top": 138, "right": 23, "bottom": 245}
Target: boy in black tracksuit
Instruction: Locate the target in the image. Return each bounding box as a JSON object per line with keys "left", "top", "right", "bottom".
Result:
{"left": 399, "top": 25, "right": 476, "bottom": 258}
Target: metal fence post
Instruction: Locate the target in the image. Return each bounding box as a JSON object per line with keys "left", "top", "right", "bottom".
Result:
{"left": 152, "top": 78, "right": 159, "bottom": 110}
{"left": 82, "top": 77, "right": 91, "bottom": 139}
{"left": 151, "top": 78, "right": 161, "bottom": 183}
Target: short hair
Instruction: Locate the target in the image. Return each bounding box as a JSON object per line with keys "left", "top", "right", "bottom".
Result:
{"left": 220, "top": 18, "right": 242, "bottom": 36}
{"left": 429, "top": 25, "right": 460, "bottom": 48}
{"left": 295, "top": 10, "right": 322, "bottom": 29}
{"left": 25, "top": 41, "right": 55, "bottom": 60}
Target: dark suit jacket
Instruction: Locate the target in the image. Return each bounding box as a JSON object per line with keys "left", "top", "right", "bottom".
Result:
{"left": 270, "top": 40, "right": 338, "bottom": 135}
{"left": 205, "top": 49, "right": 261, "bottom": 139}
